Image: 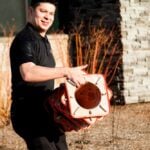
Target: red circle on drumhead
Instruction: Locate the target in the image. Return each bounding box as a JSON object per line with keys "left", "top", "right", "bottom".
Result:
{"left": 75, "top": 82, "right": 101, "bottom": 109}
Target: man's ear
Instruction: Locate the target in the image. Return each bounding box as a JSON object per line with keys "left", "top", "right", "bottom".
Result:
{"left": 28, "top": 6, "right": 34, "bottom": 15}
{"left": 27, "top": 7, "right": 34, "bottom": 22}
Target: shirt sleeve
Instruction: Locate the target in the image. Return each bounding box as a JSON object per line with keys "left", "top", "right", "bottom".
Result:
{"left": 15, "top": 39, "right": 35, "bottom": 66}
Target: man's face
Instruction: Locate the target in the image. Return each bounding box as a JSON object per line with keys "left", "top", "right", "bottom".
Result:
{"left": 30, "top": 3, "right": 56, "bottom": 34}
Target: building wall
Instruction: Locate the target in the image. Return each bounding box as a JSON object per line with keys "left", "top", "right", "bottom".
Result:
{"left": 121, "top": 0, "right": 150, "bottom": 103}
{"left": 0, "top": 0, "right": 26, "bottom": 35}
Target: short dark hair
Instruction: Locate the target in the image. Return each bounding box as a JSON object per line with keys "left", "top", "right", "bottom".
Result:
{"left": 30, "top": 0, "right": 57, "bottom": 7}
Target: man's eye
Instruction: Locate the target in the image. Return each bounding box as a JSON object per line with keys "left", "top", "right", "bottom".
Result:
{"left": 40, "top": 9, "right": 47, "bottom": 12}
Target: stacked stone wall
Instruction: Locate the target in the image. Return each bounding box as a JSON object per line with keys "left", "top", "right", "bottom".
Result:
{"left": 120, "top": 0, "right": 150, "bottom": 103}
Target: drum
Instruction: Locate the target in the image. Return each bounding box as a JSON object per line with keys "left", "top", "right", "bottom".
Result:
{"left": 46, "top": 74, "right": 112, "bottom": 132}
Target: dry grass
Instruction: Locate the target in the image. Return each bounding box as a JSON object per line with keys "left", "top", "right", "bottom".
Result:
{"left": 0, "top": 47, "right": 11, "bottom": 127}
{"left": 0, "top": 26, "right": 14, "bottom": 128}
{"left": 0, "top": 44, "right": 11, "bottom": 127}
{"left": 49, "top": 34, "right": 71, "bottom": 87}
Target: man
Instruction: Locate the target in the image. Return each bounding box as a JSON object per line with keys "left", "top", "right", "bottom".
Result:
{"left": 10, "top": 0, "right": 87, "bottom": 149}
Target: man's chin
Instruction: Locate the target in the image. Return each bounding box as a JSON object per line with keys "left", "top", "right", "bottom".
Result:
{"left": 37, "top": 27, "right": 49, "bottom": 33}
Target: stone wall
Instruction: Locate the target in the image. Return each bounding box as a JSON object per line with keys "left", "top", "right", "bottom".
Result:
{"left": 120, "top": 0, "right": 150, "bottom": 103}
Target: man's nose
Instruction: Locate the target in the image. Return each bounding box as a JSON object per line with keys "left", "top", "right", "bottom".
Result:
{"left": 44, "top": 13, "right": 51, "bottom": 20}
{"left": 44, "top": 15, "right": 49, "bottom": 20}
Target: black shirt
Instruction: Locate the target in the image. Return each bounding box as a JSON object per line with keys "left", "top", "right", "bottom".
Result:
{"left": 10, "top": 23, "right": 56, "bottom": 100}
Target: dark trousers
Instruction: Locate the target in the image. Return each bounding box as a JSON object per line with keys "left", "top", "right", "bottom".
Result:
{"left": 11, "top": 98, "right": 68, "bottom": 150}
{"left": 25, "top": 134, "right": 68, "bottom": 150}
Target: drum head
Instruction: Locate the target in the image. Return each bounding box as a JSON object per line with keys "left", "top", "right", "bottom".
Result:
{"left": 75, "top": 82, "right": 101, "bottom": 109}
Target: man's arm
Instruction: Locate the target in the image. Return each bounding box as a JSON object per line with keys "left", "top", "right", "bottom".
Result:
{"left": 20, "top": 62, "right": 88, "bottom": 87}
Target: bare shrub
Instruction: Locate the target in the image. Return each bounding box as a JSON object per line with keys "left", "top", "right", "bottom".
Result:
{"left": 68, "top": 20, "right": 122, "bottom": 85}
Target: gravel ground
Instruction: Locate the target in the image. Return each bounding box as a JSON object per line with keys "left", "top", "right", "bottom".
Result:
{"left": 0, "top": 102, "right": 150, "bottom": 150}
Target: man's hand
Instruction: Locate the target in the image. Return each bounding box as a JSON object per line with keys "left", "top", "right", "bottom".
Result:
{"left": 65, "top": 65, "right": 88, "bottom": 87}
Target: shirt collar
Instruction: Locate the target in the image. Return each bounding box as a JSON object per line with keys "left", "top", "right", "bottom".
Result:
{"left": 26, "top": 23, "right": 48, "bottom": 41}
